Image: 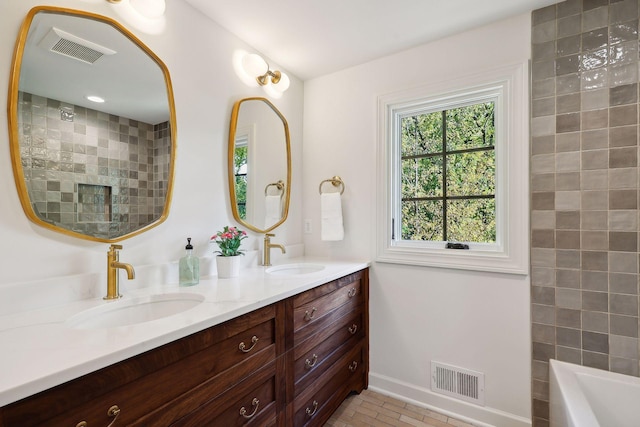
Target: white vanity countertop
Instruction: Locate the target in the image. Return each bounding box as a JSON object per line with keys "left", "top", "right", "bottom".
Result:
{"left": 0, "top": 257, "right": 369, "bottom": 407}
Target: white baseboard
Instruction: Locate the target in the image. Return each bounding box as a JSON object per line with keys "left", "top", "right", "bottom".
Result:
{"left": 368, "top": 372, "right": 532, "bottom": 427}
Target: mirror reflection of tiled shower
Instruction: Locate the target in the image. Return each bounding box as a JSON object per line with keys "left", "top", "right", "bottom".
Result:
{"left": 17, "top": 91, "right": 170, "bottom": 239}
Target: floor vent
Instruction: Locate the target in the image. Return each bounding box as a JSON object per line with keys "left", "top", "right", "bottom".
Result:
{"left": 431, "top": 361, "right": 485, "bottom": 406}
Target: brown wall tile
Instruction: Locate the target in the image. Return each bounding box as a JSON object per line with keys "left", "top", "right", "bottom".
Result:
{"left": 556, "top": 230, "right": 581, "bottom": 249}
{"left": 533, "top": 230, "right": 556, "bottom": 248}
{"left": 609, "top": 189, "right": 637, "bottom": 209}
{"left": 610, "top": 105, "right": 638, "bottom": 127}
{"left": 582, "top": 149, "right": 609, "bottom": 170}
{"left": 533, "top": 192, "right": 556, "bottom": 210}
{"left": 532, "top": 173, "right": 556, "bottom": 191}
{"left": 609, "top": 231, "right": 638, "bottom": 251}
{"left": 609, "top": 147, "right": 638, "bottom": 168}
{"left": 609, "top": 126, "right": 638, "bottom": 147}
{"left": 556, "top": 133, "right": 581, "bottom": 152}
{"left": 582, "top": 250, "right": 609, "bottom": 270}
{"left": 610, "top": 314, "right": 639, "bottom": 337}
{"left": 556, "top": 211, "right": 580, "bottom": 229}
{"left": 557, "top": 268, "right": 581, "bottom": 288}
{"left": 557, "top": 308, "right": 582, "bottom": 328}
{"left": 530, "top": 4, "right": 640, "bottom": 423}
{"left": 582, "top": 108, "right": 609, "bottom": 129}
{"left": 557, "top": 112, "right": 581, "bottom": 132}
{"left": 582, "top": 331, "right": 609, "bottom": 353}
{"left": 582, "top": 291, "right": 609, "bottom": 311}
{"left": 610, "top": 83, "right": 638, "bottom": 105}
{"left": 557, "top": 93, "right": 581, "bottom": 113}
{"left": 581, "top": 230, "right": 608, "bottom": 249}
{"left": 610, "top": 272, "right": 639, "bottom": 294}
{"left": 557, "top": 250, "right": 581, "bottom": 268}
{"left": 583, "top": 351, "right": 609, "bottom": 369}
{"left": 557, "top": 172, "right": 581, "bottom": 190}
{"left": 582, "top": 270, "right": 608, "bottom": 291}
{"left": 557, "top": 327, "right": 582, "bottom": 348}
{"left": 532, "top": 135, "right": 556, "bottom": 155}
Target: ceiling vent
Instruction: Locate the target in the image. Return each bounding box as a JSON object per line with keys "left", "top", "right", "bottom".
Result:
{"left": 38, "top": 27, "right": 116, "bottom": 64}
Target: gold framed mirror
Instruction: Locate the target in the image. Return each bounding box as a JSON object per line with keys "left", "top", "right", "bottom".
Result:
{"left": 228, "top": 97, "right": 291, "bottom": 234}
{"left": 7, "top": 6, "right": 176, "bottom": 242}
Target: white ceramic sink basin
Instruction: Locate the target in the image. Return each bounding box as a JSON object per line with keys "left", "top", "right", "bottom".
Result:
{"left": 266, "top": 263, "right": 326, "bottom": 276}
{"left": 66, "top": 293, "right": 205, "bottom": 329}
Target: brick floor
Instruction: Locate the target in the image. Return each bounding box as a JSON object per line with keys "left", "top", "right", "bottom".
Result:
{"left": 324, "top": 389, "right": 477, "bottom": 427}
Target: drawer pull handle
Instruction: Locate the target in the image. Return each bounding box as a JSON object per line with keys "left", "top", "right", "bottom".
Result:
{"left": 348, "top": 287, "right": 357, "bottom": 298}
{"left": 304, "top": 307, "right": 317, "bottom": 321}
{"left": 238, "top": 335, "right": 259, "bottom": 353}
{"left": 239, "top": 397, "right": 260, "bottom": 419}
{"left": 348, "top": 324, "right": 358, "bottom": 335}
{"left": 305, "top": 400, "right": 319, "bottom": 417}
{"left": 106, "top": 405, "right": 121, "bottom": 427}
{"left": 305, "top": 354, "right": 319, "bottom": 369}
{"left": 348, "top": 361, "right": 358, "bottom": 372}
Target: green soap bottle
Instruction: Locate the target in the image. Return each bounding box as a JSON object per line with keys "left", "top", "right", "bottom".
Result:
{"left": 179, "top": 238, "right": 199, "bottom": 286}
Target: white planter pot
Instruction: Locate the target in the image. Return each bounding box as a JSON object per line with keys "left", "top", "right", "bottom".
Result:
{"left": 216, "top": 255, "right": 240, "bottom": 278}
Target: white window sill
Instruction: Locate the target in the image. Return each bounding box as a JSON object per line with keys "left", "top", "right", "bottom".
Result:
{"left": 376, "top": 245, "right": 528, "bottom": 275}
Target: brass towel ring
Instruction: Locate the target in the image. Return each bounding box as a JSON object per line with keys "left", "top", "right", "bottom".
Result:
{"left": 319, "top": 176, "right": 345, "bottom": 195}
{"left": 264, "top": 180, "right": 285, "bottom": 197}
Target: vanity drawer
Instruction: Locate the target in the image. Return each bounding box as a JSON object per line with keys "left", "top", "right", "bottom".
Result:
{"left": 292, "top": 343, "right": 366, "bottom": 427}
{"left": 2, "top": 303, "right": 282, "bottom": 427}
{"left": 169, "top": 360, "right": 279, "bottom": 427}
{"left": 293, "top": 272, "right": 363, "bottom": 338}
{"left": 293, "top": 309, "right": 364, "bottom": 395}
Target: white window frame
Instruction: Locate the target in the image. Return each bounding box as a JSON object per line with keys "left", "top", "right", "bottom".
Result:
{"left": 376, "top": 62, "right": 529, "bottom": 275}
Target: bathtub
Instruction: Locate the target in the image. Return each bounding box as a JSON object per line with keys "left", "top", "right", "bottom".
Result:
{"left": 549, "top": 359, "right": 640, "bottom": 427}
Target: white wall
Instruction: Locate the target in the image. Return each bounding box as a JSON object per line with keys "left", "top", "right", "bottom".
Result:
{"left": 303, "top": 14, "right": 532, "bottom": 426}
{"left": 1, "top": 3, "right": 533, "bottom": 424}
{"left": 0, "top": 0, "right": 304, "bottom": 286}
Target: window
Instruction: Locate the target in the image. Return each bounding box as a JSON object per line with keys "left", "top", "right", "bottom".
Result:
{"left": 376, "top": 63, "right": 529, "bottom": 274}
{"left": 400, "top": 102, "right": 496, "bottom": 244}
{"left": 233, "top": 138, "right": 248, "bottom": 220}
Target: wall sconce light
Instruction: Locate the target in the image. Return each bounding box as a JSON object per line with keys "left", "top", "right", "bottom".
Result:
{"left": 240, "top": 53, "right": 290, "bottom": 98}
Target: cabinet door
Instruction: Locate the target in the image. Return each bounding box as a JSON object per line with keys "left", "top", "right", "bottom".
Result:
{"left": 292, "top": 343, "right": 366, "bottom": 427}
{"left": 293, "top": 272, "right": 364, "bottom": 345}
{"left": 170, "top": 360, "right": 279, "bottom": 427}
{"left": 293, "top": 309, "right": 364, "bottom": 396}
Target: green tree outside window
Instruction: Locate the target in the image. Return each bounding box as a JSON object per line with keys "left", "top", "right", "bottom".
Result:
{"left": 400, "top": 102, "right": 496, "bottom": 243}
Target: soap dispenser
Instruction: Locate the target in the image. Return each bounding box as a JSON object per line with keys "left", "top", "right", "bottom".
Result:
{"left": 179, "top": 238, "right": 200, "bottom": 286}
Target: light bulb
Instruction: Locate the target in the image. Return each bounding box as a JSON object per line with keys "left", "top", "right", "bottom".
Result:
{"left": 242, "top": 53, "right": 269, "bottom": 77}
{"left": 274, "top": 71, "right": 290, "bottom": 92}
{"left": 86, "top": 95, "right": 105, "bottom": 103}
{"left": 263, "top": 80, "right": 283, "bottom": 99}
{"left": 129, "top": 0, "right": 166, "bottom": 19}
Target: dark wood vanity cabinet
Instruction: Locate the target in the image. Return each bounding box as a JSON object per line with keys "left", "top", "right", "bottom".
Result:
{"left": 287, "top": 269, "right": 369, "bottom": 426}
{"left": 0, "top": 269, "right": 368, "bottom": 426}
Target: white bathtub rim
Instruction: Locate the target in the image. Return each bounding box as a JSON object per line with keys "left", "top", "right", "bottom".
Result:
{"left": 549, "top": 359, "right": 600, "bottom": 427}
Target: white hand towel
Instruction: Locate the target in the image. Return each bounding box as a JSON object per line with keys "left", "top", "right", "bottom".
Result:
{"left": 321, "top": 192, "right": 344, "bottom": 241}
{"left": 264, "top": 195, "right": 281, "bottom": 228}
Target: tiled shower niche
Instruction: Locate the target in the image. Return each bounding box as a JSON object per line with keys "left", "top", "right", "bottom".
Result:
{"left": 17, "top": 92, "right": 171, "bottom": 239}
{"left": 77, "top": 184, "right": 112, "bottom": 223}
{"left": 530, "top": 0, "right": 640, "bottom": 426}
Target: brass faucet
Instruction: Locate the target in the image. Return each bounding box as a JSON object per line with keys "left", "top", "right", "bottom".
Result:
{"left": 263, "top": 233, "right": 285, "bottom": 266}
{"left": 105, "top": 244, "right": 135, "bottom": 300}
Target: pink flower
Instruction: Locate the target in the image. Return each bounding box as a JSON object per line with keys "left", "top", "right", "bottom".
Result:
{"left": 212, "top": 225, "right": 248, "bottom": 257}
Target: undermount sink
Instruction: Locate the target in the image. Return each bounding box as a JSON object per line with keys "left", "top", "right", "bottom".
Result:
{"left": 66, "top": 293, "right": 205, "bottom": 329}
{"left": 266, "top": 263, "right": 326, "bottom": 276}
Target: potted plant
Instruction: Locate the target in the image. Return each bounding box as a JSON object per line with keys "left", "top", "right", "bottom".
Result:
{"left": 211, "top": 226, "right": 247, "bottom": 278}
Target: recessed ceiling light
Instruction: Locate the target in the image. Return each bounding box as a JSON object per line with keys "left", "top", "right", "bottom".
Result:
{"left": 86, "top": 95, "right": 105, "bottom": 103}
